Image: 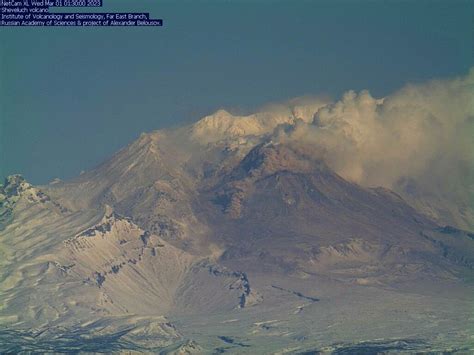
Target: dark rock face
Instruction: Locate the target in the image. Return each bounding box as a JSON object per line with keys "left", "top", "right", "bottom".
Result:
{"left": 1, "top": 175, "right": 28, "bottom": 197}
{"left": 194, "top": 144, "right": 452, "bottom": 280}
{"left": 0, "top": 176, "right": 29, "bottom": 230}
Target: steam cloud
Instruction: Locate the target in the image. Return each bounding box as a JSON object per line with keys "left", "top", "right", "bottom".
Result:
{"left": 278, "top": 69, "right": 474, "bottom": 228}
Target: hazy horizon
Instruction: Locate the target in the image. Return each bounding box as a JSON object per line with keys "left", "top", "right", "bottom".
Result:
{"left": 1, "top": 0, "right": 473, "bottom": 184}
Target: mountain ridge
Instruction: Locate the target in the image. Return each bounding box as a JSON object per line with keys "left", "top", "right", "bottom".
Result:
{"left": 1, "top": 86, "right": 473, "bottom": 351}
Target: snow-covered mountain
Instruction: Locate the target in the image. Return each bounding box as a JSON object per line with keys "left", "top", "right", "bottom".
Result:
{"left": 1, "top": 75, "right": 473, "bottom": 352}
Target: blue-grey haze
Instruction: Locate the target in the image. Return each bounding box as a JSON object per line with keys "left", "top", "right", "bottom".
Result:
{"left": 1, "top": 0, "right": 472, "bottom": 184}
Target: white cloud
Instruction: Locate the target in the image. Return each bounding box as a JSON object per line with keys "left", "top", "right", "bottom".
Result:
{"left": 187, "top": 70, "right": 473, "bottom": 227}
{"left": 281, "top": 69, "right": 474, "bottom": 228}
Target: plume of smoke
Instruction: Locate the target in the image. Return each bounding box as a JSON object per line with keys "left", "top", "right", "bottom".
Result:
{"left": 280, "top": 70, "right": 474, "bottom": 227}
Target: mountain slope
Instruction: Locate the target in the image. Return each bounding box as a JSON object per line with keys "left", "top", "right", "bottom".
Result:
{"left": 0, "top": 104, "right": 473, "bottom": 352}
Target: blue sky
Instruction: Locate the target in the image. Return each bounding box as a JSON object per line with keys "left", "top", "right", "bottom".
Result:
{"left": 1, "top": 0, "right": 472, "bottom": 184}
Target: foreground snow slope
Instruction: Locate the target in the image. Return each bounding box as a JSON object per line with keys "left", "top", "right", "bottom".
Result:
{"left": 1, "top": 95, "right": 473, "bottom": 352}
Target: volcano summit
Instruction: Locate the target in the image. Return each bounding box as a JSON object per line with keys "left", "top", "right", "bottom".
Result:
{"left": 0, "top": 72, "right": 473, "bottom": 353}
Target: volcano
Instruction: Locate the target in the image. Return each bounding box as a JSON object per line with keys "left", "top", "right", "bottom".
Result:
{"left": 0, "top": 103, "right": 473, "bottom": 353}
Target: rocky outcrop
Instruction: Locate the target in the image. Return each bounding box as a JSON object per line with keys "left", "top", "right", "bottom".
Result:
{"left": 0, "top": 175, "right": 68, "bottom": 229}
